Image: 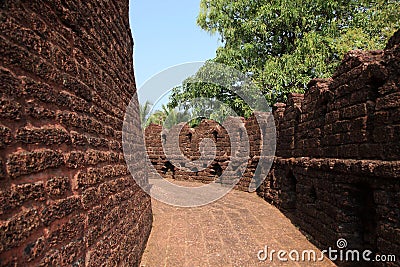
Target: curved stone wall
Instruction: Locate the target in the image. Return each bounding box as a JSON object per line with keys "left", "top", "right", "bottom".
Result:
{"left": 0, "top": 1, "right": 152, "bottom": 265}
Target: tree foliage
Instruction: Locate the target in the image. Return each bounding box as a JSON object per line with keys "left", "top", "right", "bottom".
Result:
{"left": 169, "top": 61, "right": 264, "bottom": 118}
{"left": 141, "top": 103, "right": 192, "bottom": 128}
{"left": 169, "top": 0, "right": 399, "bottom": 112}
{"left": 139, "top": 101, "right": 153, "bottom": 126}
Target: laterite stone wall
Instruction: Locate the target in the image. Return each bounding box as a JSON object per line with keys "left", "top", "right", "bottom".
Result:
{"left": 0, "top": 1, "right": 152, "bottom": 266}
{"left": 258, "top": 30, "right": 400, "bottom": 266}
{"left": 144, "top": 30, "right": 400, "bottom": 266}
{"left": 144, "top": 114, "right": 270, "bottom": 192}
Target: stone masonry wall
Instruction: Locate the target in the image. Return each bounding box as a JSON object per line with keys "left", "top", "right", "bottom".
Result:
{"left": 0, "top": 1, "right": 152, "bottom": 266}
{"left": 144, "top": 114, "right": 269, "bottom": 191}
{"left": 144, "top": 30, "right": 400, "bottom": 266}
{"left": 258, "top": 30, "right": 400, "bottom": 266}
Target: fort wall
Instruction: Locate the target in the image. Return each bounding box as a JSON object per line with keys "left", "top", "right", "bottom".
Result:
{"left": 0, "top": 1, "right": 152, "bottom": 265}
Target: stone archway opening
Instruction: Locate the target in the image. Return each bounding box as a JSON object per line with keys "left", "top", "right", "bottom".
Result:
{"left": 186, "top": 132, "right": 193, "bottom": 142}
{"left": 211, "top": 163, "right": 223, "bottom": 178}
{"left": 212, "top": 130, "right": 218, "bottom": 141}
{"left": 162, "top": 161, "right": 175, "bottom": 179}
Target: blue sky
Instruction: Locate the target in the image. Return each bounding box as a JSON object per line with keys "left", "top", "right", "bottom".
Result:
{"left": 129, "top": 1, "right": 221, "bottom": 105}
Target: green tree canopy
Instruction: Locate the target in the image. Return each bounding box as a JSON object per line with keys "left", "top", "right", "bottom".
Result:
{"left": 169, "top": 61, "right": 265, "bottom": 118}
{"left": 169, "top": 0, "right": 399, "bottom": 113}
{"left": 142, "top": 104, "right": 192, "bottom": 128}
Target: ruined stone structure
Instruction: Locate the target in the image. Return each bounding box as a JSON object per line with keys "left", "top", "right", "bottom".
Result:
{"left": 1, "top": 0, "right": 399, "bottom": 265}
{"left": 144, "top": 113, "right": 273, "bottom": 192}
{"left": 0, "top": 1, "right": 152, "bottom": 265}
{"left": 145, "top": 30, "right": 400, "bottom": 266}
{"left": 145, "top": 120, "right": 232, "bottom": 184}
{"left": 258, "top": 30, "right": 400, "bottom": 266}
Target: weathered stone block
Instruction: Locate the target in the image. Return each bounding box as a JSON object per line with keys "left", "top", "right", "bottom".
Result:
{"left": 6, "top": 150, "right": 65, "bottom": 178}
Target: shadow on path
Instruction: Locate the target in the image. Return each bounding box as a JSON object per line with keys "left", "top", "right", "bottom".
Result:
{"left": 141, "top": 180, "right": 335, "bottom": 267}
